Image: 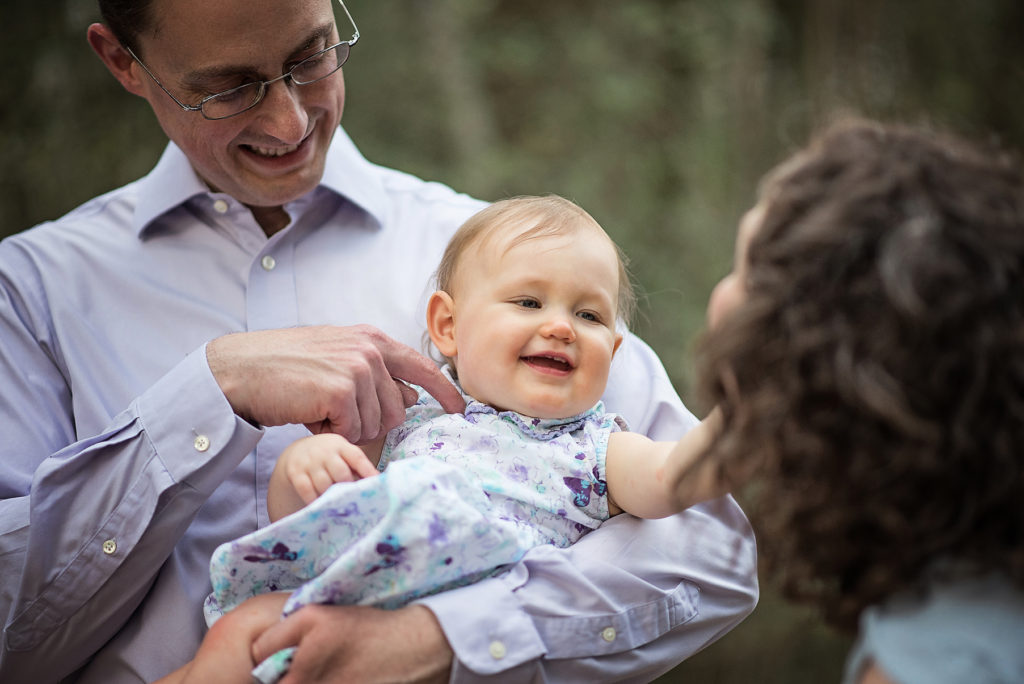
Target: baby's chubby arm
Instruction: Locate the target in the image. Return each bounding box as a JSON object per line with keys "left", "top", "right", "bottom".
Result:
{"left": 267, "top": 433, "right": 385, "bottom": 521}
{"left": 605, "top": 409, "right": 725, "bottom": 519}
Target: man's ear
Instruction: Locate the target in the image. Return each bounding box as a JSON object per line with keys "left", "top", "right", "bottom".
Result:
{"left": 426, "top": 291, "right": 458, "bottom": 358}
{"left": 86, "top": 23, "right": 147, "bottom": 96}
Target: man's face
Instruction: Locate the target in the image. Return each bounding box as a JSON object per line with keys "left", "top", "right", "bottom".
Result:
{"left": 131, "top": 0, "right": 346, "bottom": 208}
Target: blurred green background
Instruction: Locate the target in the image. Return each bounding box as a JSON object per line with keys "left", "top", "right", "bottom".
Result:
{"left": 3, "top": 1, "right": 1023, "bottom": 681}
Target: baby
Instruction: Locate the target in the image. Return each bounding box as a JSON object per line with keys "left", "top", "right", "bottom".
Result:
{"left": 175, "top": 195, "right": 724, "bottom": 683}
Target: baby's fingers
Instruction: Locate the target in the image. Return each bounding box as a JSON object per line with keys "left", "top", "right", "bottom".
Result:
{"left": 347, "top": 453, "right": 381, "bottom": 480}
{"left": 288, "top": 471, "right": 321, "bottom": 505}
{"left": 310, "top": 465, "right": 339, "bottom": 498}
{"left": 324, "top": 456, "right": 358, "bottom": 486}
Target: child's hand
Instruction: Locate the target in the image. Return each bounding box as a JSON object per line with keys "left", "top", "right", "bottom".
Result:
{"left": 268, "top": 434, "right": 381, "bottom": 521}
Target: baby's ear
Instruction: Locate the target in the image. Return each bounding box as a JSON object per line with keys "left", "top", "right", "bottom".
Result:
{"left": 612, "top": 332, "right": 623, "bottom": 357}
{"left": 426, "top": 291, "right": 458, "bottom": 357}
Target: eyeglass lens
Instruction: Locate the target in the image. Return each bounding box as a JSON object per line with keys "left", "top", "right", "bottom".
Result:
{"left": 201, "top": 43, "right": 352, "bottom": 119}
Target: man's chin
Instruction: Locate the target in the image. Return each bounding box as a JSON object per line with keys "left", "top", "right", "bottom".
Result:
{"left": 238, "top": 168, "right": 324, "bottom": 208}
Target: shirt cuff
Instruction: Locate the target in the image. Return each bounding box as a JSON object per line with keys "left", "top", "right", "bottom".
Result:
{"left": 416, "top": 575, "right": 546, "bottom": 676}
{"left": 137, "top": 343, "right": 263, "bottom": 493}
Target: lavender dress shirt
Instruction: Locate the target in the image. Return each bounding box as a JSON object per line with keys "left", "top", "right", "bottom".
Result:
{"left": 0, "top": 127, "right": 757, "bottom": 682}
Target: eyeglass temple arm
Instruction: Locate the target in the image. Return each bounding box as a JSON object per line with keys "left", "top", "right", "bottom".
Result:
{"left": 336, "top": 0, "right": 360, "bottom": 45}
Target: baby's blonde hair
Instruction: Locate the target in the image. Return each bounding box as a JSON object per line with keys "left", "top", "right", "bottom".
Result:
{"left": 435, "top": 195, "right": 636, "bottom": 326}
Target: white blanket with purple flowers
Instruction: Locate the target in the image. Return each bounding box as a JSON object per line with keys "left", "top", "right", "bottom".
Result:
{"left": 205, "top": 387, "right": 622, "bottom": 683}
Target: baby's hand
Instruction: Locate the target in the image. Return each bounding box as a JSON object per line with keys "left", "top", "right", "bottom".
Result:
{"left": 268, "top": 433, "right": 380, "bottom": 521}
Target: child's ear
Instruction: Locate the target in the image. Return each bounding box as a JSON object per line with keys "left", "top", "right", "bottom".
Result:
{"left": 426, "top": 291, "right": 458, "bottom": 357}
{"left": 612, "top": 332, "right": 623, "bottom": 357}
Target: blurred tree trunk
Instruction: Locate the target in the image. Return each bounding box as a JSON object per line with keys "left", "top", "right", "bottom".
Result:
{"left": 729, "top": 0, "right": 772, "bottom": 192}
{"left": 416, "top": 0, "right": 498, "bottom": 181}
{"left": 803, "top": 0, "right": 888, "bottom": 124}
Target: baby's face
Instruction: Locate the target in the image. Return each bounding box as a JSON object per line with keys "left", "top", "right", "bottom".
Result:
{"left": 447, "top": 228, "right": 623, "bottom": 418}
{"left": 707, "top": 202, "right": 764, "bottom": 329}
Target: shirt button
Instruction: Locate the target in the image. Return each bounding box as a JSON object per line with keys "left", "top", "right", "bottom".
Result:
{"left": 601, "top": 626, "right": 616, "bottom": 643}
{"left": 488, "top": 640, "right": 506, "bottom": 660}
{"left": 261, "top": 255, "right": 277, "bottom": 271}
{"left": 102, "top": 539, "right": 117, "bottom": 555}
{"left": 193, "top": 434, "right": 211, "bottom": 452}
{"left": 212, "top": 199, "right": 229, "bottom": 214}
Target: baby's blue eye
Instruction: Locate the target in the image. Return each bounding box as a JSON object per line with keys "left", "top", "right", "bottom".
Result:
{"left": 516, "top": 299, "right": 541, "bottom": 309}
{"left": 577, "top": 311, "right": 600, "bottom": 322}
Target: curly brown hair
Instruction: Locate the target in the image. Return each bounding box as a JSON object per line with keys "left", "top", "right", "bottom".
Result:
{"left": 696, "top": 119, "right": 1024, "bottom": 632}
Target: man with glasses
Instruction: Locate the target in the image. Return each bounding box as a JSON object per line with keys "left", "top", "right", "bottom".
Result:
{"left": 0, "top": 0, "right": 757, "bottom": 681}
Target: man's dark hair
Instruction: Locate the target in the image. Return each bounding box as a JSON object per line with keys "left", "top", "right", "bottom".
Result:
{"left": 697, "top": 119, "right": 1024, "bottom": 631}
{"left": 97, "top": 0, "right": 156, "bottom": 53}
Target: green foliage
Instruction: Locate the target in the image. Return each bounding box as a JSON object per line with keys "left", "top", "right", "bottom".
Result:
{"left": 3, "top": 1, "right": 1023, "bottom": 679}
{"left": 656, "top": 590, "right": 853, "bottom": 683}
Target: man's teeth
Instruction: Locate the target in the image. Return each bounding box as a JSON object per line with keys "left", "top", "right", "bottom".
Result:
{"left": 248, "top": 143, "right": 299, "bottom": 157}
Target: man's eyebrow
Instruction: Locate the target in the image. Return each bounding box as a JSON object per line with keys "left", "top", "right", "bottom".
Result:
{"left": 180, "top": 23, "right": 336, "bottom": 87}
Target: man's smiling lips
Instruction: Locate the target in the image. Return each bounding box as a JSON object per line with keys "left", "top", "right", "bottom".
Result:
{"left": 244, "top": 142, "right": 301, "bottom": 157}
{"left": 521, "top": 353, "right": 574, "bottom": 375}
{"left": 240, "top": 127, "right": 315, "bottom": 162}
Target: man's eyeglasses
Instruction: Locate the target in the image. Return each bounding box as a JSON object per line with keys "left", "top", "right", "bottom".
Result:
{"left": 124, "top": 0, "right": 359, "bottom": 120}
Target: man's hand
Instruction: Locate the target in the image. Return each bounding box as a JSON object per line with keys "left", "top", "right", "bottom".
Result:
{"left": 207, "top": 325, "right": 465, "bottom": 444}
{"left": 154, "top": 593, "right": 291, "bottom": 684}
{"left": 252, "top": 603, "right": 453, "bottom": 684}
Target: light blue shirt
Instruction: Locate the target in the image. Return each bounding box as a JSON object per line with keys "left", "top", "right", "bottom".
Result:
{"left": 843, "top": 573, "right": 1024, "bottom": 684}
{"left": 0, "top": 127, "right": 757, "bottom": 682}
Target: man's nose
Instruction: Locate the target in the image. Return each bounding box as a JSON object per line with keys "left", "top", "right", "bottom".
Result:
{"left": 253, "top": 78, "right": 309, "bottom": 144}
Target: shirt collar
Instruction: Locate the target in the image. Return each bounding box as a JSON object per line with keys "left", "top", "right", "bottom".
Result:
{"left": 133, "top": 126, "right": 389, "bottom": 237}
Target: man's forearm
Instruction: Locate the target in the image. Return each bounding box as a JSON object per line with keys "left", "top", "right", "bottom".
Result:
{"left": 0, "top": 349, "right": 262, "bottom": 680}
{"left": 419, "top": 497, "right": 758, "bottom": 682}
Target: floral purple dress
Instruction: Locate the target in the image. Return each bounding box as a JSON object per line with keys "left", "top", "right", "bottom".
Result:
{"left": 205, "top": 379, "right": 624, "bottom": 682}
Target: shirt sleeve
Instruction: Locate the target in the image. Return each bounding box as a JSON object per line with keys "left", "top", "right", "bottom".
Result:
{"left": 0, "top": 327, "right": 262, "bottom": 679}
{"left": 416, "top": 333, "right": 759, "bottom": 681}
